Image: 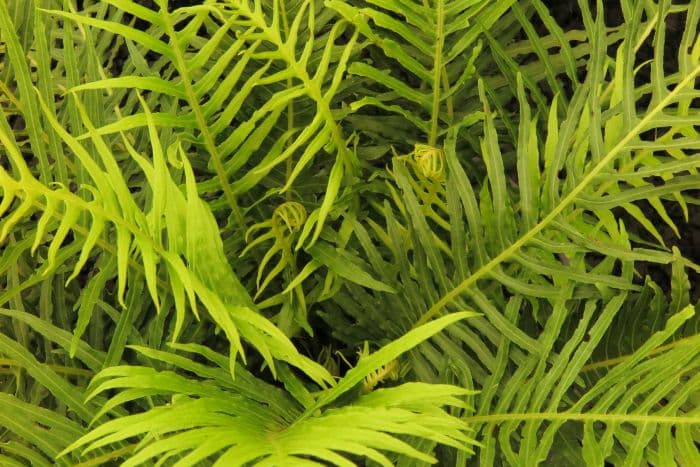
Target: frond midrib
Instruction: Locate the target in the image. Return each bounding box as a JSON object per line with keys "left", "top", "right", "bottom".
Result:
{"left": 415, "top": 63, "right": 700, "bottom": 327}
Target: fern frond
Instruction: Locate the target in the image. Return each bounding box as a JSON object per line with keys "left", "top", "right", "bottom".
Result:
{"left": 46, "top": 0, "right": 360, "bottom": 245}
{"left": 312, "top": 2, "right": 700, "bottom": 463}
{"left": 0, "top": 393, "right": 85, "bottom": 466}
{"left": 59, "top": 313, "right": 478, "bottom": 465}
{"left": 329, "top": 0, "right": 512, "bottom": 146}
{"left": 2, "top": 0, "right": 699, "bottom": 464}
{"left": 0, "top": 91, "right": 333, "bottom": 385}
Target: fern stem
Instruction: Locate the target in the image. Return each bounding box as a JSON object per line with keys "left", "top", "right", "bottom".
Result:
{"left": 415, "top": 64, "right": 700, "bottom": 327}
{"left": 159, "top": 8, "right": 246, "bottom": 229}
{"left": 237, "top": 2, "right": 357, "bottom": 177}
{"left": 441, "top": 65, "right": 454, "bottom": 121}
{"left": 428, "top": 0, "right": 445, "bottom": 146}
{"left": 72, "top": 445, "right": 137, "bottom": 467}
{"left": 466, "top": 412, "right": 700, "bottom": 425}
{"left": 0, "top": 358, "right": 93, "bottom": 377}
{"left": 280, "top": 0, "right": 295, "bottom": 201}
{"left": 580, "top": 335, "right": 696, "bottom": 372}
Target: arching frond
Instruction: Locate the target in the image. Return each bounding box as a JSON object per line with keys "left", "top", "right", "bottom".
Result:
{"left": 45, "top": 0, "right": 360, "bottom": 245}
{"left": 59, "top": 313, "right": 478, "bottom": 466}
{"left": 0, "top": 90, "right": 333, "bottom": 385}
{"left": 311, "top": 0, "right": 700, "bottom": 463}
{"left": 1, "top": 0, "right": 699, "bottom": 465}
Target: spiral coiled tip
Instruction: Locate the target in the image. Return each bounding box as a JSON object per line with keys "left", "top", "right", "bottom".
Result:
{"left": 413, "top": 144, "right": 445, "bottom": 181}
{"left": 272, "top": 201, "right": 307, "bottom": 235}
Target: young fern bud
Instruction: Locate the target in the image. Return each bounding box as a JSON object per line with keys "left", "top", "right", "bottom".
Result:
{"left": 391, "top": 143, "right": 446, "bottom": 182}
{"left": 272, "top": 201, "right": 307, "bottom": 235}
{"left": 413, "top": 144, "right": 445, "bottom": 181}
{"left": 362, "top": 359, "right": 400, "bottom": 394}
{"left": 242, "top": 201, "right": 308, "bottom": 298}
{"left": 335, "top": 342, "right": 402, "bottom": 394}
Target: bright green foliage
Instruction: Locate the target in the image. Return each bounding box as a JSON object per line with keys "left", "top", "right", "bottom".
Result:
{"left": 60, "top": 313, "right": 477, "bottom": 466}
{"left": 0, "top": 0, "right": 699, "bottom": 465}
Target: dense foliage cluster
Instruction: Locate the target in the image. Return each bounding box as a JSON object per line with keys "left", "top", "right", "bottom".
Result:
{"left": 0, "top": 0, "right": 699, "bottom": 465}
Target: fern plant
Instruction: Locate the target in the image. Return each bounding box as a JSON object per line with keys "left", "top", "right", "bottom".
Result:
{"left": 1, "top": 0, "right": 699, "bottom": 465}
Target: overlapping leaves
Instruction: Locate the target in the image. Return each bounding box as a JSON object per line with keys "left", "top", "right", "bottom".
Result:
{"left": 0, "top": 89, "right": 332, "bottom": 384}
{"left": 59, "top": 313, "right": 478, "bottom": 466}
{"left": 49, "top": 0, "right": 360, "bottom": 245}
{"left": 1, "top": 0, "right": 699, "bottom": 465}
{"left": 314, "top": 0, "right": 700, "bottom": 463}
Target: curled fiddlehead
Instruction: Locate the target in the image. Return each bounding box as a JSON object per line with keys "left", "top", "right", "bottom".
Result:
{"left": 242, "top": 201, "right": 308, "bottom": 299}
{"left": 413, "top": 144, "right": 446, "bottom": 181}
{"left": 387, "top": 144, "right": 451, "bottom": 252}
